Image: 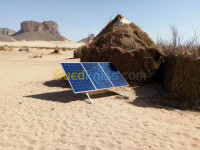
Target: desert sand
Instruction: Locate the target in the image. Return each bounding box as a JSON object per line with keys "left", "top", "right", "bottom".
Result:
{"left": 0, "top": 48, "right": 200, "bottom": 150}
{"left": 0, "top": 41, "right": 83, "bottom": 49}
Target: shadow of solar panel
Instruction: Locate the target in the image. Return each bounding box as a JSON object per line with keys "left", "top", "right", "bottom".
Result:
{"left": 99, "top": 63, "right": 129, "bottom": 87}
{"left": 61, "top": 63, "right": 95, "bottom": 93}
{"left": 82, "top": 63, "right": 113, "bottom": 89}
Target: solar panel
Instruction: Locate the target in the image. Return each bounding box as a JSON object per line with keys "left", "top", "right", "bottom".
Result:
{"left": 82, "top": 63, "right": 113, "bottom": 89}
{"left": 99, "top": 63, "right": 129, "bottom": 87}
{"left": 61, "top": 62, "right": 129, "bottom": 104}
{"left": 61, "top": 63, "right": 95, "bottom": 93}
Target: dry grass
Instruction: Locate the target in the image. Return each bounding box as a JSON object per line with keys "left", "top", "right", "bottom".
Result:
{"left": 157, "top": 25, "right": 200, "bottom": 57}
{"left": 157, "top": 26, "right": 200, "bottom": 110}
{"left": 0, "top": 45, "right": 14, "bottom": 51}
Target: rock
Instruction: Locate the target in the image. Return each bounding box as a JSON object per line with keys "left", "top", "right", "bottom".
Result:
{"left": 49, "top": 49, "right": 62, "bottom": 55}
{"left": 0, "top": 28, "right": 15, "bottom": 42}
{"left": 78, "top": 34, "right": 95, "bottom": 43}
{"left": 0, "top": 33, "right": 15, "bottom": 42}
{"left": 81, "top": 14, "right": 164, "bottom": 83}
{"left": 0, "top": 28, "right": 16, "bottom": 35}
{"left": 12, "top": 31, "right": 66, "bottom": 41}
{"left": 53, "top": 49, "right": 60, "bottom": 53}
{"left": 21, "top": 21, "right": 45, "bottom": 32}
{"left": 20, "top": 21, "right": 59, "bottom": 34}
{"left": 12, "top": 20, "right": 67, "bottom": 41}
{"left": 43, "top": 21, "right": 59, "bottom": 34}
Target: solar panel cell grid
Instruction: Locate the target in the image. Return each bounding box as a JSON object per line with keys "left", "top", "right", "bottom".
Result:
{"left": 82, "top": 63, "right": 113, "bottom": 89}
{"left": 99, "top": 63, "right": 129, "bottom": 87}
{"left": 61, "top": 63, "right": 95, "bottom": 93}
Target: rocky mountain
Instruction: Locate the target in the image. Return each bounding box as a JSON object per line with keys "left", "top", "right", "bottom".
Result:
{"left": 0, "top": 33, "right": 14, "bottom": 42}
{"left": 0, "top": 28, "right": 16, "bottom": 36}
{"left": 0, "top": 28, "right": 15, "bottom": 42}
{"left": 12, "top": 21, "right": 67, "bottom": 41}
{"left": 78, "top": 34, "right": 95, "bottom": 43}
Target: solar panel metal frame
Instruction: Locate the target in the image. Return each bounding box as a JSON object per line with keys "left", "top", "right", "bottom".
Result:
{"left": 61, "top": 62, "right": 129, "bottom": 94}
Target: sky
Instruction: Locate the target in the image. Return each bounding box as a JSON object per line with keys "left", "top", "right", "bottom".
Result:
{"left": 0, "top": 0, "right": 200, "bottom": 42}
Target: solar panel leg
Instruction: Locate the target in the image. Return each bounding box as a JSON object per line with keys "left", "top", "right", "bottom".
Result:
{"left": 120, "top": 87, "right": 128, "bottom": 98}
{"left": 86, "top": 93, "right": 94, "bottom": 104}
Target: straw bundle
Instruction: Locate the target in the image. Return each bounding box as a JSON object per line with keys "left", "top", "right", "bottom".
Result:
{"left": 163, "top": 50, "right": 200, "bottom": 109}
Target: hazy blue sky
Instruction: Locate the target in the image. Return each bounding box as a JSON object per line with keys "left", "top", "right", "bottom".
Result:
{"left": 0, "top": 0, "right": 199, "bottom": 42}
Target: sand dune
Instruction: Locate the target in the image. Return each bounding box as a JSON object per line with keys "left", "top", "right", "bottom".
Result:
{"left": 0, "top": 49, "right": 200, "bottom": 150}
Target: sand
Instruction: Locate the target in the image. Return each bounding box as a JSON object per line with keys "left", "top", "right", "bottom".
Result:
{"left": 0, "top": 41, "right": 83, "bottom": 48}
{"left": 0, "top": 48, "right": 200, "bottom": 150}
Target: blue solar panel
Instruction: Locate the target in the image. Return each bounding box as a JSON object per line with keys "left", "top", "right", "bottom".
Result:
{"left": 82, "top": 63, "right": 113, "bottom": 89}
{"left": 99, "top": 63, "right": 129, "bottom": 87}
{"left": 61, "top": 62, "right": 129, "bottom": 94}
{"left": 61, "top": 63, "right": 95, "bottom": 93}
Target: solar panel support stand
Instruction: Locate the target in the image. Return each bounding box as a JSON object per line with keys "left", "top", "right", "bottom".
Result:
{"left": 86, "top": 93, "right": 93, "bottom": 104}
{"left": 120, "top": 87, "right": 128, "bottom": 98}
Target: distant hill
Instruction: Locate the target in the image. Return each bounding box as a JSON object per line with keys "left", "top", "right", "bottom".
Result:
{"left": 12, "top": 31, "right": 66, "bottom": 41}
{"left": 11, "top": 21, "right": 68, "bottom": 41}
{"left": 0, "top": 28, "right": 15, "bottom": 42}
{"left": 78, "top": 34, "right": 94, "bottom": 43}
{"left": 0, "top": 33, "right": 14, "bottom": 42}
{"left": 0, "top": 28, "right": 16, "bottom": 36}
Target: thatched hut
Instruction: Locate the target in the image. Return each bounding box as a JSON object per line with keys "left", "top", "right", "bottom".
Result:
{"left": 81, "top": 15, "right": 164, "bottom": 83}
